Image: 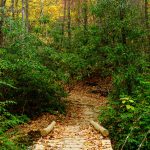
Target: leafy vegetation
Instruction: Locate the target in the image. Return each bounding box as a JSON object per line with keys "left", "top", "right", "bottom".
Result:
{"left": 0, "top": 0, "right": 149, "bottom": 149}
{"left": 95, "top": 0, "right": 150, "bottom": 149}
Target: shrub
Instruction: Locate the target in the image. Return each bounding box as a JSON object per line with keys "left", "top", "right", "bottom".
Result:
{"left": 0, "top": 99, "right": 29, "bottom": 150}
{"left": 1, "top": 19, "right": 66, "bottom": 115}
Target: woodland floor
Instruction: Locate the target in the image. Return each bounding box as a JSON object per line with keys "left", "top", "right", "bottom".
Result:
{"left": 12, "top": 77, "right": 113, "bottom": 150}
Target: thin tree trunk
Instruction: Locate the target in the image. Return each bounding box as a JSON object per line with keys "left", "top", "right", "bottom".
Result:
{"left": 25, "top": 0, "right": 29, "bottom": 32}
{"left": 11, "top": 0, "right": 15, "bottom": 18}
{"left": 40, "top": 0, "right": 44, "bottom": 32}
{"left": 61, "top": 0, "right": 67, "bottom": 45}
{"left": 22, "top": 0, "right": 25, "bottom": 30}
{"left": 77, "top": 0, "right": 81, "bottom": 26}
{"left": 67, "top": 0, "right": 71, "bottom": 48}
{"left": 144, "top": 0, "right": 150, "bottom": 55}
{"left": 144, "top": 0, "right": 149, "bottom": 29}
{"left": 83, "top": 0, "right": 88, "bottom": 32}
{"left": 83, "top": 0, "right": 88, "bottom": 43}
{"left": 0, "top": 0, "right": 6, "bottom": 46}
{"left": 120, "top": 0, "right": 126, "bottom": 45}
{"left": 15, "top": 0, "right": 19, "bottom": 18}
{"left": 40, "top": 0, "right": 44, "bottom": 17}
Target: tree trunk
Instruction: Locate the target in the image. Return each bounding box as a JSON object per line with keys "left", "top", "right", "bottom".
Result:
{"left": 144, "top": 0, "right": 149, "bottom": 28}
{"left": 15, "top": 0, "right": 19, "bottom": 17}
{"left": 0, "top": 0, "right": 6, "bottom": 46}
{"left": 25, "top": 0, "right": 29, "bottom": 32}
{"left": 77, "top": 0, "right": 81, "bottom": 26}
{"left": 40, "top": 0, "right": 44, "bottom": 17}
{"left": 67, "top": 0, "right": 71, "bottom": 48}
{"left": 83, "top": 0, "right": 88, "bottom": 32}
{"left": 11, "top": 0, "right": 15, "bottom": 18}
{"left": 119, "top": 0, "right": 126, "bottom": 45}
{"left": 145, "top": 0, "right": 150, "bottom": 44}
{"left": 22, "top": 0, "right": 25, "bottom": 30}
{"left": 61, "top": 0, "right": 67, "bottom": 45}
{"left": 83, "top": 0, "right": 88, "bottom": 43}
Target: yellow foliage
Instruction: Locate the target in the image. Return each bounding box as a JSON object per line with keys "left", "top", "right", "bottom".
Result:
{"left": 5, "top": 0, "right": 63, "bottom": 22}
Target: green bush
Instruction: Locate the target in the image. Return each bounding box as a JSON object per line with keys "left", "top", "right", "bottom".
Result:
{"left": 0, "top": 100, "right": 29, "bottom": 150}
{"left": 1, "top": 19, "right": 67, "bottom": 115}
{"left": 94, "top": 0, "right": 150, "bottom": 149}
{"left": 99, "top": 74, "right": 150, "bottom": 149}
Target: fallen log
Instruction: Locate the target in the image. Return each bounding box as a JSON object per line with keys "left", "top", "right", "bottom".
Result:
{"left": 90, "top": 120, "right": 109, "bottom": 137}
{"left": 40, "top": 121, "right": 56, "bottom": 136}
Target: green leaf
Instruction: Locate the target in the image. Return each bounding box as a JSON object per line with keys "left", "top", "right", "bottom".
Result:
{"left": 129, "top": 100, "right": 134, "bottom": 103}
{"left": 122, "top": 100, "right": 126, "bottom": 104}
{"left": 126, "top": 105, "right": 135, "bottom": 111}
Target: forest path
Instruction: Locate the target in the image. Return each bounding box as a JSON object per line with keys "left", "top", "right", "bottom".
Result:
{"left": 18, "top": 77, "right": 112, "bottom": 150}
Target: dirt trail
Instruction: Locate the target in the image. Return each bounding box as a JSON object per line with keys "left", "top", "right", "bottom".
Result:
{"left": 20, "top": 78, "right": 113, "bottom": 150}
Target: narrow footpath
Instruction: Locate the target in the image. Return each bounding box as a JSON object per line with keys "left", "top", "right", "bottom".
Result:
{"left": 21, "top": 78, "right": 113, "bottom": 150}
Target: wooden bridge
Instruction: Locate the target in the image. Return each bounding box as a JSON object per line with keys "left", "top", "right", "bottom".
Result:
{"left": 28, "top": 80, "right": 113, "bottom": 150}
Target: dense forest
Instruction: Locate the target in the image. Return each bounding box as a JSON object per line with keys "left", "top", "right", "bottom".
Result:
{"left": 0, "top": 0, "right": 150, "bottom": 149}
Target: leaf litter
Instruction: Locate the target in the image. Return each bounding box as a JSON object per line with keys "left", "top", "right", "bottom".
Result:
{"left": 11, "top": 77, "right": 113, "bottom": 150}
